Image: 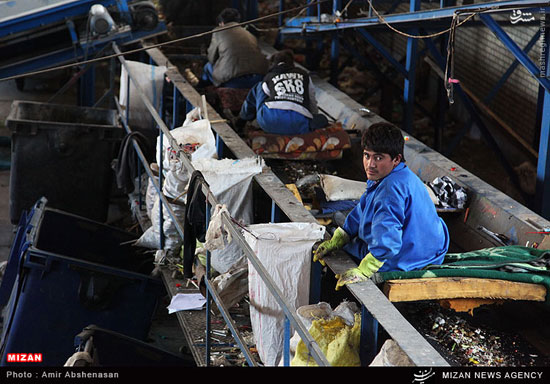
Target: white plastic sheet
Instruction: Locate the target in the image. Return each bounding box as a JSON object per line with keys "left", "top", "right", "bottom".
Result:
{"left": 119, "top": 61, "right": 166, "bottom": 131}
{"left": 193, "top": 157, "right": 263, "bottom": 274}
{"left": 319, "top": 174, "right": 366, "bottom": 201}
{"left": 244, "top": 222, "right": 326, "bottom": 366}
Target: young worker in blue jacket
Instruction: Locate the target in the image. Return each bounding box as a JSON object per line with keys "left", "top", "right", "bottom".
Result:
{"left": 313, "top": 122, "right": 450, "bottom": 290}
{"left": 236, "top": 49, "right": 328, "bottom": 135}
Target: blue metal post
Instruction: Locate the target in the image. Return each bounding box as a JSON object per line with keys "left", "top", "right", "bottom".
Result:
{"left": 216, "top": 133, "right": 224, "bottom": 159}
{"left": 78, "top": 64, "right": 96, "bottom": 107}
{"left": 537, "top": 9, "right": 550, "bottom": 218}
{"left": 245, "top": 0, "right": 258, "bottom": 21}
{"left": 271, "top": 200, "right": 281, "bottom": 223}
{"left": 205, "top": 198, "right": 212, "bottom": 366}
{"left": 403, "top": 0, "right": 420, "bottom": 134}
{"left": 172, "top": 84, "right": 180, "bottom": 128}
{"left": 115, "top": 0, "right": 132, "bottom": 25}
{"left": 330, "top": 0, "right": 342, "bottom": 85}
{"left": 360, "top": 306, "right": 378, "bottom": 366}
{"left": 283, "top": 318, "right": 291, "bottom": 366}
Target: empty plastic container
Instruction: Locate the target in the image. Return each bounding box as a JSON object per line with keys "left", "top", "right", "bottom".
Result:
{"left": 0, "top": 198, "right": 166, "bottom": 366}
{"left": 6, "top": 100, "right": 122, "bottom": 224}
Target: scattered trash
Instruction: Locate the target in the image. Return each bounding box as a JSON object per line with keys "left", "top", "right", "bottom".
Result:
{"left": 399, "top": 302, "right": 548, "bottom": 366}
{"left": 428, "top": 176, "right": 468, "bottom": 209}
{"left": 477, "top": 226, "right": 512, "bottom": 246}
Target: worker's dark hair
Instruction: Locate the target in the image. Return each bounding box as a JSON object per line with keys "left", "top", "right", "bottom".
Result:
{"left": 217, "top": 8, "right": 241, "bottom": 24}
{"left": 361, "top": 122, "right": 405, "bottom": 162}
{"left": 269, "top": 49, "right": 295, "bottom": 69}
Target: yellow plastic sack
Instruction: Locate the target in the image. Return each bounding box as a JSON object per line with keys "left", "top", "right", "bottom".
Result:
{"left": 291, "top": 313, "right": 361, "bottom": 366}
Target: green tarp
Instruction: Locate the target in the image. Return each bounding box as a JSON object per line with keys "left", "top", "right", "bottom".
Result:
{"left": 375, "top": 246, "right": 550, "bottom": 303}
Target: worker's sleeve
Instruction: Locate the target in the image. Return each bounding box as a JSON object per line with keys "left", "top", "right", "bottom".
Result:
{"left": 368, "top": 188, "right": 405, "bottom": 263}
{"left": 342, "top": 203, "right": 361, "bottom": 239}
{"left": 239, "top": 82, "right": 266, "bottom": 121}
{"left": 262, "top": 82, "right": 270, "bottom": 97}
{"left": 207, "top": 33, "right": 220, "bottom": 64}
{"left": 308, "top": 77, "right": 319, "bottom": 114}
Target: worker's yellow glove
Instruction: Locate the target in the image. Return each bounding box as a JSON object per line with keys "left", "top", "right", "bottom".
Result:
{"left": 335, "top": 253, "right": 384, "bottom": 291}
{"left": 313, "top": 227, "right": 350, "bottom": 266}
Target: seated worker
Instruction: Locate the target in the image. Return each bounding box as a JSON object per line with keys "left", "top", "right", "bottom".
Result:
{"left": 313, "top": 122, "right": 450, "bottom": 290}
{"left": 201, "top": 8, "right": 268, "bottom": 89}
{"left": 236, "top": 49, "right": 329, "bottom": 135}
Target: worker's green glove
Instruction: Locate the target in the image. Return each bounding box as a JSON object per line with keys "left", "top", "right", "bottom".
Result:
{"left": 313, "top": 227, "right": 350, "bottom": 266}
{"left": 335, "top": 253, "right": 384, "bottom": 291}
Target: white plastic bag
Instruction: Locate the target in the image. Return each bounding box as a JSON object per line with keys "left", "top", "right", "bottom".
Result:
{"left": 156, "top": 109, "right": 217, "bottom": 170}
{"left": 119, "top": 61, "right": 166, "bottom": 131}
{"left": 205, "top": 204, "right": 232, "bottom": 252}
{"left": 135, "top": 195, "right": 185, "bottom": 254}
{"left": 137, "top": 108, "right": 217, "bottom": 255}
{"left": 320, "top": 174, "right": 366, "bottom": 201}
{"left": 369, "top": 339, "right": 414, "bottom": 366}
{"left": 244, "top": 222, "right": 326, "bottom": 366}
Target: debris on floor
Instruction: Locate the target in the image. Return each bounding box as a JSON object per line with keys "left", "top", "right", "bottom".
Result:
{"left": 397, "top": 301, "right": 550, "bottom": 367}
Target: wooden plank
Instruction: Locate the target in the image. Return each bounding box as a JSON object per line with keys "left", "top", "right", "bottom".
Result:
{"left": 324, "top": 253, "right": 450, "bottom": 366}
{"left": 383, "top": 277, "right": 547, "bottom": 302}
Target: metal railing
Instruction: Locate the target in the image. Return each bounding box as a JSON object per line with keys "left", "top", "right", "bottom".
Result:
{"left": 112, "top": 42, "right": 330, "bottom": 366}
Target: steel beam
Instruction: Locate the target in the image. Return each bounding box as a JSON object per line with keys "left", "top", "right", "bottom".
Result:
{"left": 480, "top": 13, "right": 550, "bottom": 92}
{"left": 403, "top": 0, "right": 421, "bottom": 134}
{"left": 279, "top": 0, "right": 550, "bottom": 34}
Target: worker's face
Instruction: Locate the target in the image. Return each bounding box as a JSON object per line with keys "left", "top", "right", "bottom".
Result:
{"left": 363, "top": 150, "right": 401, "bottom": 181}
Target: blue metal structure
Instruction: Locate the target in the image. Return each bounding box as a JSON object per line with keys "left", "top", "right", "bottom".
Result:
{"left": 277, "top": 0, "right": 550, "bottom": 219}
{"left": 0, "top": 0, "right": 166, "bottom": 106}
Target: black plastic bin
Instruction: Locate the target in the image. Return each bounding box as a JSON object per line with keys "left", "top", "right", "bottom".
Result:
{"left": 6, "top": 100, "right": 122, "bottom": 224}
{"left": 66, "top": 325, "right": 196, "bottom": 367}
{"left": 0, "top": 198, "right": 166, "bottom": 366}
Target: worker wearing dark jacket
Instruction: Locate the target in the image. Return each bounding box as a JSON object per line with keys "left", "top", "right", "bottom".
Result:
{"left": 313, "top": 122, "right": 450, "bottom": 290}
{"left": 237, "top": 49, "right": 328, "bottom": 135}
{"left": 201, "top": 8, "right": 268, "bottom": 88}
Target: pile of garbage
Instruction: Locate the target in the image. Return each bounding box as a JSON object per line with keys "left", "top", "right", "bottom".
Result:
{"left": 398, "top": 302, "right": 548, "bottom": 366}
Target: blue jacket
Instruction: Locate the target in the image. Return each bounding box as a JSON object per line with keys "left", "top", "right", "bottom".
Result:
{"left": 342, "top": 163, "right": 449, "bottom": 272}
{"left": 240, "top": 79, "right": 314, "bottom": 135}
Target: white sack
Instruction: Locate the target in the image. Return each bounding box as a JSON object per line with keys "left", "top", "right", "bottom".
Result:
{"left": 244, "top": 222, "right": 326, "bottom": 366}
{"left": 193, "top": 157, "right": 263, "bottom": 274}
{"left": 369, "top": 339, "right": 414, "bottom": 366}
{"left": 137, "top": 109, "right": 217, "bottom": 254}
{"left": 119, "top": 61, "right": 166, "bottom": 131}
{"left": 156, "top": 116, "right": 217, "bottom": 171}
{"left": 320, "top": 174, "right": 366, "bottom": 201}
{"left": 135, "top": 195, "right": 185, "bottom": 254}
